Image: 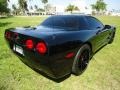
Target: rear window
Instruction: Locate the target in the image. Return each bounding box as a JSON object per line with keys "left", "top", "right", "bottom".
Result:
{"left": 41, "top": 16, "right": 88, "bottom": 30}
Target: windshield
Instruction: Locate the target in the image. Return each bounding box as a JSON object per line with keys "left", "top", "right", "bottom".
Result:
{"left": 41, "top": 15, "right": 88, "bottom": 29}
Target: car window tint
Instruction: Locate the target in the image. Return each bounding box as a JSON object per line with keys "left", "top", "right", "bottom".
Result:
{"left": 52, "top": 17, "right": 65, "bottom": 27}
{"left": 78, "top": 17, "right": 89, "bottom": 30}
{"left": 42, "top": 16, "right": 65, "bottom": 27}
{"left": 41, "top": 16, "right": 79, "bottom": 28}
{"left": 86, "top": 16, "right": 104, "bottom": 30}
{"left": 63, "top": 17, "right": 79, "bottom": 28}
{"left": 41, "top": 16, "right": 88, "bottom": 29}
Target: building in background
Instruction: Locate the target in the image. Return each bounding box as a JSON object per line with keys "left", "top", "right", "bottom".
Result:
{"left": 52, "top": 0, "right": 92, "bottom": 15}
{"left": 44, "top": 4, "right": 56, "bottom": 15}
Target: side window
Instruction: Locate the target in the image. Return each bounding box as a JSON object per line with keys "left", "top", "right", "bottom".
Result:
{"left": 86, "top": 16, "right": 104, "bottom": 30}
{"left": 78, "top": 17, "right": 89, "bottom": 30}
{"left": 64, "top": 17, "right": 79, "bottom": 28}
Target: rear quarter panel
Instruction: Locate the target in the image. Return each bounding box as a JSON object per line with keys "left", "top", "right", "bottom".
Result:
{"left": 50, "top": 30, "right": 98, "bottom": 55}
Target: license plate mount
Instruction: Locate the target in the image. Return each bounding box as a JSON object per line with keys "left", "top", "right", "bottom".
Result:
{"left": 13, "top": 45, "right": 24, "bottom": 56}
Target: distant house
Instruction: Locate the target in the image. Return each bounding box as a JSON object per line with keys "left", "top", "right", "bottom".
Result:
{"left": 44, "top": 4, "right": 56, "bottom": 15}
{"left": 105, "top": 10, "right": 120, "bottom": 16}
{"left": 25, "top": 0, "right": 93, "bottom": 16}
{"left": 27, "top": 12, "right": 45, "bottom": 16}
{"left": 26, "top": 10, "right": 45, "bottom": 16}
{"left": 53, "top": 0, "right": 92, "bottom": 15}
{"left": 26, "top": 4, "right": 56, "bottom": 16}
{"left": 111, "top": 12, "right": 120, "bottom": 16}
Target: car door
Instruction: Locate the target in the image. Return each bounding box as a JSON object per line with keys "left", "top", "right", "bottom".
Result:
{"left": 85, "top": 16, "right": 110, "bottom": 51}
{"left": 98, "top": 25, "right": 112, "bottom": 45}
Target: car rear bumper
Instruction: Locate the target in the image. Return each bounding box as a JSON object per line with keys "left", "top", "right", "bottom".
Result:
{"left": 7, "top": 42, "right": 75, "bottom": 79}
{"left": 13, "top": 50, "right": 74, "bottom": 79}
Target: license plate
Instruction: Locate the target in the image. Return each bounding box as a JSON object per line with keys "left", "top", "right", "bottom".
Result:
{"left": 13, "top": 45, "right": 24, "bottom": 56}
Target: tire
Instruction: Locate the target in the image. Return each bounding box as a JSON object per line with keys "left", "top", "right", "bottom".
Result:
{"left": 72, "top": 44, "right": 91, "bottom": 75}
{"left": 108, "top": 32, "right": 115, "bottom": 44}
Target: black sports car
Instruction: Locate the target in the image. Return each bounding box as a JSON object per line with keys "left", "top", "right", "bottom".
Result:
{"left": 4, "top": 15, "right": 116, "bottom": 79}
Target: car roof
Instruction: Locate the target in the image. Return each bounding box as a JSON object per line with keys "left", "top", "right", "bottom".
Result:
{"left": 51, "top": 15, "right": 91, "bottom": 18}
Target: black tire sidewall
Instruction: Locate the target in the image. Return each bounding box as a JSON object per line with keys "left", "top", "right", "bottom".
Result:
{"left": 72, "top": 44, "right": 91, "bottom": 75}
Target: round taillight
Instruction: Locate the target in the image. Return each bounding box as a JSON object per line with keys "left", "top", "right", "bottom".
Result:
{"left": 25, "top": 39, "right": 34, "bottom": 49}
{"left": 5, "top": 32, "right": 11, "bottom": 39}
{"left": 36, "top": 42, "right": 47, "bottom": 54}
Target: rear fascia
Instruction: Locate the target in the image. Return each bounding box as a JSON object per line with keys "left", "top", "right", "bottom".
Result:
{"left": 4, "top": 29, "right": 81, "bottom": 79}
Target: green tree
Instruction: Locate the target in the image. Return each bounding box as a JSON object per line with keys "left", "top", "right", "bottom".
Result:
{"left": 65, "top": 4, "right": 79, "bottom": 13}
{"left": 74, "top": 6, "right": 80, "bottom": 11}
{"left": 12, "top": 4, "right": 21, "bottom": 15}
{"left": 12, "top": 4, "right": 17, "bottom": 15}
{"left": 12, "top": 4, "right": 17, "bottom": 11}
{"left": 0, "top": 0, "right": 10, "bottom": 15}
{"left": 29, "top": 0, "right": 48, "bottom": 14}
{"left": 91, "top": 0, "right": 107, "bottom": 14}
{"left": 34, "top": 5, "right": 38, "bottom": 11}
{"left": 41, "top": 0, "right": 48, "bottom": 14}
{"left": 18, "top": 0, "right": 28, "bottom": 15}
{"left": 41, "top": 0, "right": 48, "bottom": 4}
{"left": 30, "top": 6, "right": 33, "bottom": 10}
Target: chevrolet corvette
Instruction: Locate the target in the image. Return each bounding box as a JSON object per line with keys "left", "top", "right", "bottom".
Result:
{"left": 4, "top": 15, "right": 116, "bottom": 79}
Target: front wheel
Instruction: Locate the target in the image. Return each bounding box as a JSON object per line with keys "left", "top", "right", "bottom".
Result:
{"left": 72, "top": 44, "right": 91, "bottom": 75}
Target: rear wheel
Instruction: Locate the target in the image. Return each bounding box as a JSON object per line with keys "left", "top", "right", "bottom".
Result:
{"left": 72, "top": 44, "right": 91, "bottom": 75}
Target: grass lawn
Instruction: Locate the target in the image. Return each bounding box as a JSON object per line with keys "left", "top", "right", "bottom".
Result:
{"left": 0, "top": 16, "right": 120, "bottom": 90}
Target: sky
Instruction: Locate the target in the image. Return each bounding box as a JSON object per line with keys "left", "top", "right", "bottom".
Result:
{"left": 8, "top": 0, "right": 120, "bottom": 12}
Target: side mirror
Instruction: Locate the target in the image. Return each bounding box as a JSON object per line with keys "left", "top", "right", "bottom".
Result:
{"left": 104, "top": 25, "right": 111, "bottom": 29}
